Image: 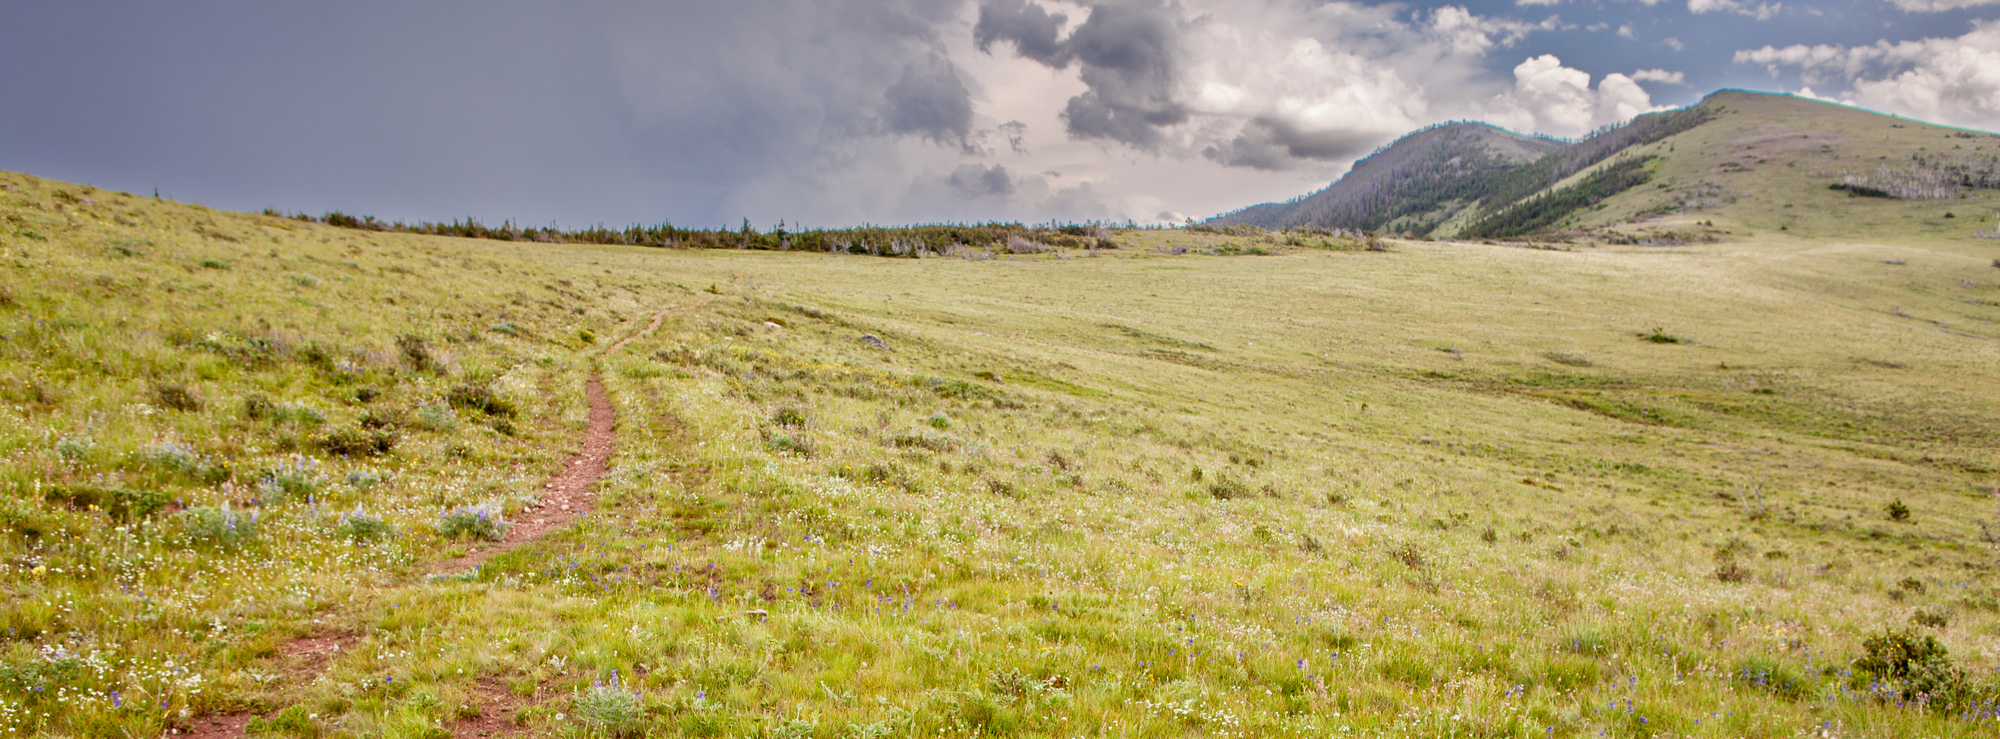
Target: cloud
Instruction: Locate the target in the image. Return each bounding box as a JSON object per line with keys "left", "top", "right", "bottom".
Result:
{"left": 1689, "top": 0, "right": 1783, "bottom": 18}
{"left": 1632, "top": 68, "right": 1686, "bottom": 84}
{"left": 1429, "top": 6, "right": 1570, "bottom": 56}
{"left": 1058, "top": 3, "right": 1191, "bottom": 149}
{"left": 1618, "top": 24, "right": 1638, "bottom": 39}
{"left": 1887, "top": 0, "right": 2000, "bottom": 11}
{"left": 883, "top": 55, "right": 976, "bottom": 144}
{"left": 973, "top": 0, "right": 1071, "bottom": 66}
{"left": 1663, "top": 37, "right": 1686, "bottom": 50}
{"left": 976, "top": 1, "right": 1573, "bottom": 170}
{"left": 900, "top": 164, "right": 1111, "bottom": 222}
{"left": 1482, "top": 55, "right": 1667, "bottom": 138}
{"left": 1202, "top": 116, "right": 1380, "bottom": 170}
{"left": 607, "top": 0, "right": 975, "bottom": 222}
{"left": 1734, "top": 21, "right": 2000, "bottom": 129}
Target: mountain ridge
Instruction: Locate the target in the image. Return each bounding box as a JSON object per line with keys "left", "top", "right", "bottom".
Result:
{"left": 1210, "top": 89, "right": 2000, "bottom": 241}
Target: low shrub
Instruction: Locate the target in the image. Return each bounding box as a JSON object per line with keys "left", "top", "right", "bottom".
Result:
{"left": 333, "top": 506, "right": 393, "bottom": 542}
{"left": 1852, "top": 628, "right": 1974, "bottom": 711}
{"left": 447, "top": 384, "right": 517, "bottom": 418}
{"left": 1887, "top": 499, "right": 1912, "bottom": 522}
{"left": 313, "top": 427, "right": 395, "bottom": 457}
{"left": 437, "top": 502, "right": 508, "bottom": 541}
{"left": 137, "top": 440, "right": 221, "bottom": 482}
{"left": 1734, "top": 655, "right": 1814, "bottom": 700}
{"left": 1912, "top": 609, "right": 1950, "bottom": 628}
{"left": 1640, "top": 327, "right": 1683, "bottom": 344}
{"left": 176, "top": 504, "right": 257, "bottom": 547}
{"left": 397, "top": 334, "right": 439, "bottom": 373}
{"left": 415, "top": 402, "right": 459, "bottom": 432}
{"left": 572, "top": 671, "right": 645, "bottom": 738}
{"left": 155, "top": 382, "right": 202, "bottom": 411}
{"left": 48, "top": 483, "right": 171, "bottom": 519}
{"left": 346, "top": 468, "right": 388, "bottom": 490}
{"left": 53, "top": 435, "right": 93, "bottom": 462}
{"left": 256, "top": 455, "right": 323, "bottom": 504}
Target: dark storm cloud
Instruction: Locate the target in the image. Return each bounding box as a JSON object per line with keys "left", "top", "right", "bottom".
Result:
{"left": 883, "top": 56, "right": 976, "bottom": 143}
{"left": 946, "top": 163, "right": 1016, "bottom": 197}
{"left": 976, "top": 0, "right": 1189, "bottom": 150}
{"left": 0, "top": 0, "right": 976, "bottom": 228}
{"left": 974, "top": 0, "right": 1073, "bottom": 65}
{"left": 1203, "top": 117, "right": 1381, "bottom": 170}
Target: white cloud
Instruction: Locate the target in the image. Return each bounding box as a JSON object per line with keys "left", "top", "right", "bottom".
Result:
{"left": 1689, "top": 0, "right": 1783, "bottom": 19}
{"left": 1888, "top": 0, "right": 2000, "bottom": 11}
{"left": 1427, "top": 6, "right": 1570, "bottom": 56}
{"left": 1663, "top": 37, "right": 1686, "bottom": 50}
{"left": 1632, "top": 68, "right": 1686, "bottom": 84}
{"left": 1618, "top": 24, "right": 1639, "bottom": 39}
{"left": 1734, "top": 20, "right": 2000, "bottom": 129}
{"left": 1480, "top": 55, "right": 1668, "bottom": 138}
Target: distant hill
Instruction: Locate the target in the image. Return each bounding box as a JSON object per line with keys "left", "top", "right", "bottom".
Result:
{"left": 1209, "top": 123, "right": 1563, "bottom": 234}
{"left": 1211, "top": 90, "right": 2000, "bottom": 241}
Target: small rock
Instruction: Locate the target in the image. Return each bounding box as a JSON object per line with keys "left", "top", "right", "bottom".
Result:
{"left": 763, "top": 321, "right": 783, "bottom": 329}
{"left": 859, "top": 334, "right": 889, "bottom": 350}
{"left": 743, "top": 609, "right": 769, "bottom": 620}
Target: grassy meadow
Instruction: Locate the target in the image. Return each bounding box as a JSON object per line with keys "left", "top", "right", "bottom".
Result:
{"left": 2, "top": 168, "right": 1999, "bottom": 737}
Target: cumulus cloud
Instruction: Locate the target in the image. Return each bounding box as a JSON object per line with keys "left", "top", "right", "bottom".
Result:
{"left": 1481, "top": 55, "right": 1666, "bottom": 138}
{"left": 1734, "top": 20, "right": 2000, "bottom": 128}
{"left": 1632, "top": 68, "right": 1686, "bottom": 84}
{"left": 974, "top": 0, "right": 1072, "bottom": 65}
{"left": 974, "top": 0, "right": 1574, "bottom": 170}
{"left": 1060, "top": 3, "right": 1191, "bottom": 149}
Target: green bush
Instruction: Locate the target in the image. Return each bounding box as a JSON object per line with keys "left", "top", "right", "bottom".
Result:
{"left": 1734, "top": 655, "right": 1814, "bottom": 700}
{"left": 415, "top": 402, "right": 459, "bottom": 432}
{"left": 256, "top": 455, "right": 323, "bottom": 504}
{"left": 313, "top": 428, "right": 395, "bottom": 457}
{"left": 154, "top": 382, "right": 202, "bottom": 411}
{"left": 447, "top": 384, "right": 517, "bottom": 418}
{"left": 48, "top": 483, "right": 171, "bottom": 520}
{"left": 137, "top": 440, "right": 220, "bottom": 481}
{"left": 175, "top": 504, "right": 257, "bottom": 547}
{"left": 1852, "top": 628, "right": 1972, "bottom": 711}
{"left": 437, "top": 502, "right": 508, "bottom": 541}
{"left": 333, "top": 506, "right": 393, "bottom": 542}
{"left": 572, "top": 671, "right": 645, "bottom": 738}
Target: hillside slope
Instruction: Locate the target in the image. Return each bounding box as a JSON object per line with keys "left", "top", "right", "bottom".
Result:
{"left": 1211, "top": 123, "right": 1564, "bottom": 233}
{"left": 1215, "top": 90, "right": 2000, "bottom": 243}
{"left": 2, "top": 170, "right": 1999, "bottom": 737}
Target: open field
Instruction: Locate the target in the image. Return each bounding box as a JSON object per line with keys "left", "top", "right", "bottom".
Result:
{"left": 2, "top": 169, "right": 1999, "bottom": 737}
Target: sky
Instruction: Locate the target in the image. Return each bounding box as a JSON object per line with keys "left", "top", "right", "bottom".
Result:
{"left": 3, "top": 1, "right": 1997, "bottom": 229}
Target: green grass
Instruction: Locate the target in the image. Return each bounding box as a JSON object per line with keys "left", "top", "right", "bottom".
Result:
{"left": 2, "top": 168, "right": 1999, "bottom": 736}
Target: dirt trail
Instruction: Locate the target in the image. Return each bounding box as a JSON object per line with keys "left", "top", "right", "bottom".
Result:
{"left": 431, "top": 298, "right": 703, "bottom": 575}
{"left": 429, "top": 375, "right": 614, "bottom": 573}
{"left": 186, "top": 300, "right": 707, "bottom": 739}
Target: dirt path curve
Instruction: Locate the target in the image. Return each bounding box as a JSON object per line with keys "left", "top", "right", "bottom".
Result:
{"left": 432, "top": 298, "right": 706, "bottom": 575}
{"left": 195, "top": 298, "right": 708, "bottom": 737}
